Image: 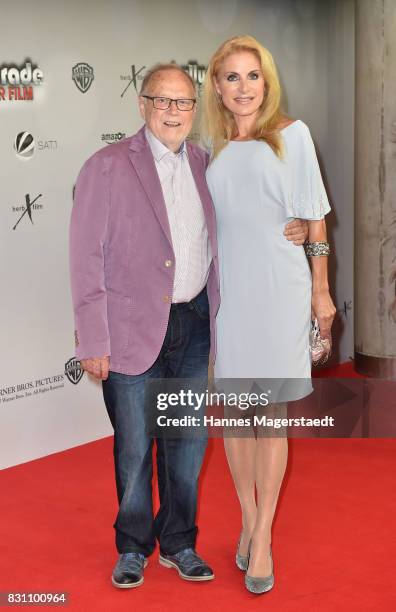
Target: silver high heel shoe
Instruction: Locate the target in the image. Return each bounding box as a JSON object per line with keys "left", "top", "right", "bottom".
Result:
{"left": 236, "top": 532, "right": 249, "bottom": 571}
{"left": 245, "top": 545, "right": 274, "bottom": 594}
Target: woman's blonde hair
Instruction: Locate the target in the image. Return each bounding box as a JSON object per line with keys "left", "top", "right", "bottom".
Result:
{"left": 202, "top": 35, "right": 285, "bottom": 159}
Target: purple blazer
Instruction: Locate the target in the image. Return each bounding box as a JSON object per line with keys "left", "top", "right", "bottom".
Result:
{"left": 69, "top": 126, "right": 220, "bottom": 375}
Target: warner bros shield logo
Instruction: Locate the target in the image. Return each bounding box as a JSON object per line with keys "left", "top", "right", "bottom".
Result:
{"left": 72, "top": 63, "right": 94, "bottom": 93}
{"left": 65, "top": 357, "right": 84, "bottom": 385}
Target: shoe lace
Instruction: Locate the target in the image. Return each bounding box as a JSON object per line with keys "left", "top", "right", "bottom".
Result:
{"left": 119, "top": 552, "right": 144, "bottom": 571}
{"left": 175, "top": 548, "right": 204, "bottom": 571}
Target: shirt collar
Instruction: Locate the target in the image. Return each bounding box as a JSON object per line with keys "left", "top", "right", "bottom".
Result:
{"left": 145, "top": 126, "right": 187, "bottom": 162}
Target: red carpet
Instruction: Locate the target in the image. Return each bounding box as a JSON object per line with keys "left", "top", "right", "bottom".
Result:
{"left": 1, "top": 362, "right": 395, "bottom": 611}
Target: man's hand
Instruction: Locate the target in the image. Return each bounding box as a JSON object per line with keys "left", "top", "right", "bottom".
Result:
{"left": 283, "top": 219, "right": 309, "bottom": 246}
{"left": 80, "top": 356, "right": 110, "bottom": 381}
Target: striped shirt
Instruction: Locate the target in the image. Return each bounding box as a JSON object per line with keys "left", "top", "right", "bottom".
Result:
{"left": 145, "top": 127, "right": 212, "bottom": 303}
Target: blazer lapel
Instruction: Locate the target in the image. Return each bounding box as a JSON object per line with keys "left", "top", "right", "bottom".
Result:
{"left": 128, "top": 128, "right": 173, "bottom": 247}
{"left": 187, "top": 144, "right": 218, "bottom": 259}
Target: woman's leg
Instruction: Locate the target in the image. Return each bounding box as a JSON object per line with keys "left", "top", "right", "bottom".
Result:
{"left": 224, "top": 436, "right": 257, "bottom": 555}
{"left": 248, "top": 411, "right": 288, "bottom": 576}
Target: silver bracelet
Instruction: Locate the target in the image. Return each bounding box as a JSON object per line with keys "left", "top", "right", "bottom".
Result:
{"left": 304, "top": 241, "right": 330, "bottom": 257}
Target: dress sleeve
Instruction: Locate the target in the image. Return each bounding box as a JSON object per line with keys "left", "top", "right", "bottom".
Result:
{"left": 286, "top": 122, "right": 331, "bottom": 220}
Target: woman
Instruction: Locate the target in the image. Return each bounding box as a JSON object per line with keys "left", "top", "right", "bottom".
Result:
{"left": 202, "top": 36, "right": 336, "bottom": 594}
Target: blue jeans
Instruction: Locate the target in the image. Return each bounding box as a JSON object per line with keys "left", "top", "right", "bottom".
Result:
{"left": 102, "top": 287, "right": 210, "bottom": 556}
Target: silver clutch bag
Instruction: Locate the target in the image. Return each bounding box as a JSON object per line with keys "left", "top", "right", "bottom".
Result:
{"left": 310, "top": 318, "right": 332, "bottom": 366}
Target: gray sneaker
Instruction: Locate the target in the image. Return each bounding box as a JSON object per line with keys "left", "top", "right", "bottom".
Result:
{"left": 111, "top": 552, "right": 148, "bottom": 589}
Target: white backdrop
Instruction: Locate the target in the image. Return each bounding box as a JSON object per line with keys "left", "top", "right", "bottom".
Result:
{"left": 0, "top": 0, "right": 355, "bottom": 468}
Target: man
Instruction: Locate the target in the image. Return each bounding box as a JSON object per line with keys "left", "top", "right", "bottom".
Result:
{"left": 69, "top": 63, "right": 307, "bottom": 588}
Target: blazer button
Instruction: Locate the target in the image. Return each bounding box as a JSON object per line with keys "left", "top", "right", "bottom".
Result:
{"left": 163, "top": 295, "right": 171, "bottom": 303}
{"left": 165, "top": 260, "right": 172, "bottom": 267}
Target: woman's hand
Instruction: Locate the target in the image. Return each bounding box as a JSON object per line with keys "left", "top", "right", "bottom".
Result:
{"left": 311, "top": 289, "right": 336, "bottom": 340}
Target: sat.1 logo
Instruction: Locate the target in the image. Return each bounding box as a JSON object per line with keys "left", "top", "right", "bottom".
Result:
{"left": 13, "top": 131, "right": 58, "bottom": 160}
{"left": 14, "top": 131, "right": 35, "bottom": 159}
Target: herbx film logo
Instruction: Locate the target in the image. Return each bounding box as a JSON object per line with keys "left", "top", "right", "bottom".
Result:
{"left": 0, "top": 60, "right": 43, "bottom": 101}
{"left": 72, "top": 62, "right": 94, "bottom": 93}
{"left": 65, "top": 357, "right": 84, "bottom": 385}
{"left": 12, "top": 193, "right": 43, "bottom": 230}
{"left": 101, "top": 132, "right": 126, "bottom": 145}
{"left": 120, "top": 61, "right": 207, "bottom": 99}
{"left": 13, "top": 132, "right": 58, "bottom": 160}
{"left": 120, "top": 64, "right": 146, "bottom": 97}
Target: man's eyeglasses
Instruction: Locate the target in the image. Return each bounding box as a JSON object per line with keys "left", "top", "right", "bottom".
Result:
{"left": 141, "top": 95, "right": 196, "bottom": 111}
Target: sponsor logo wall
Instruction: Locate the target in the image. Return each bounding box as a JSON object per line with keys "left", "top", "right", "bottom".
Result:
{"left": 0, "top": 5, "right": 210, "bottom": 469}
{"left": 1, "top": 0, "right": 352, "bottom": 469}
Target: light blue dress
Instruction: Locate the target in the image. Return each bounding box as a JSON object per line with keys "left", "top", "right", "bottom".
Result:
{"left": 206, "top": 120, "right": 331, "bottom": 399}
